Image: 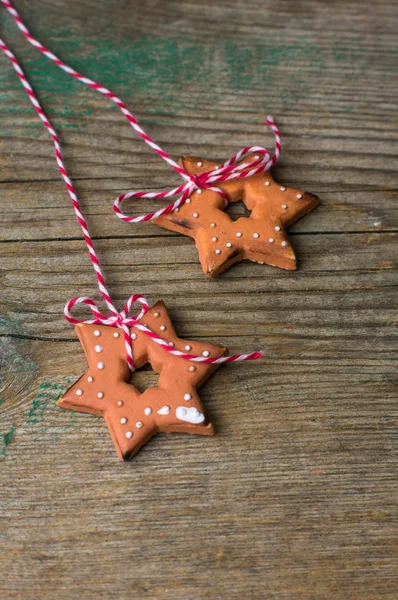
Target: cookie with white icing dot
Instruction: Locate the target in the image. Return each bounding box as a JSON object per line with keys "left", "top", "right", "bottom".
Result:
{"left": 57, "top": 301, "right": 227, "bottom": 461}
{"left": 154, "top": 154, "right": 319, "bottom": 276}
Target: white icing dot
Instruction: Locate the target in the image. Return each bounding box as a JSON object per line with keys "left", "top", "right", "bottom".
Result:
{"left": 131, "top": 333, "right": 137, "bottom": 340}
{"left": 97, "top": 362, "right": 104, "bottom": 369}
{"left": 197, "top": 189, "right": 203, "bottom": 194}
{"left": 202, "top": 350, "right": 210, "bottom": 357}
{"left": 275, "top": 226, "right": 281, "bottom": 231}
{"left": 126, "top": 431, "right": 133, "bottom": 439}
{"left": 76, "top": 389, "right": 83, "bottom": 396}
{"left": 236, "top": 232, "right": 243, "bottom": 237}
{"left": 282, "top": 204, "right": 288, "bottom": 209}
{"left": 193, "top": 212, "right": 199, "bottom": 218}
{"left": 197, "top": 161, "right": 203, "bottom": 167}
{"left": 97, "top": 392, "right": 104, "bottom": 399}
{"left": 120, "top": 417, "right": 127, "bottom": 424}
{"left": 118, "top": 401, "right": 123, "bottom": 406}
{"left": 215, "top": 249, "right": 221, "bottom": 255}
{"left": 297, "top": 193, "right": 303, "bottom": 199}
{"left": 184, "top": 393, "right": 192, "bottom": 401}
{"left": 113, "top": 332, "right": 120, "bottom": 338}
{"left": 144, "top": 407, "right": 152, "bottom": 416}
{"left": 265, "top": 181, "right": 271, "bottom": 186}
{"left": 226, "top": 242, "right": 232, "bottom": 248}
{"left": 160, "top": 325, "right": 166, "bottom": 331}
{"left": 169, "top": 341, "right": 174, "bottom": 347}
{"left": 269, "top": 238, "right": 275, "bottom": 243}
{"left": 154, "top": 312, "right": 160, "bottom": 317}
{"left": 87, "top": 376, "right": 93, "bottom": 383}
{"left": 280, "top": 186, "right": 286, "bottom": 191}
{"left": 136, "top": 421, "right": 143, "bottom": 428}
{"left": 211, "top": 223, "right": 216, "bottom": 227}
{"left": 94, "top": 330, "right": 101, "bottom": 337}
{"left": 175, "top": 208, "right": 179, "bottom": 212}
{"left": 186, "top": 198, "right": 191, "bottom": 204}
{"left": 189, "top": 366, "right": 196, "bottom": 372}
{"left": 94, "top": 345, "right": 103, "bottom": 353}
{"left": 157, "top": 405, "right": 170, "bottom": 415}
{"left": 253, "top": 233, "right": 259, "bottom": 239}
{"left": 254, "top": 155, "right": 260, "bottom": 159}
{"left": 185, "top": 345, "right": 192, "bottom": 351}
{"left": 282, "top": 241, "right": 288, "bottom": 247}
{"left": 212, "top": 237, "right": 218, "bottom": 242}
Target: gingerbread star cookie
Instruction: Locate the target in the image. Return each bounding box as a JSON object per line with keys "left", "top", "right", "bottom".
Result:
{"left": 154, "top": 154, "right": 319, "bottom": 276}
{"left": 58, "top": 301, "right": 227, "bottom": 460}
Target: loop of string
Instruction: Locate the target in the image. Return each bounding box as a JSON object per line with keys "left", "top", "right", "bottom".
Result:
{"left": 64, "top": 295, "right": 149, "bottom": 372}
{"left": 0, "top": 0, "right": 264, "bottom": 370}
{"left": 113, "top": 135, "right": 281, "bottom": 223}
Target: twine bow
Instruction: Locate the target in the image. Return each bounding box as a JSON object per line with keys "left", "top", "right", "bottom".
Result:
{"left": 64, "top": 295, "right": 264, "bottom": 371}
{"left": 64, "top": 294, "right": 265, "bottom": 372}
{"left": 113, "top": 118, "right": 281, "bottom": 223}
{"left": 64, "top": 294, "right": 149, "bottom": 371}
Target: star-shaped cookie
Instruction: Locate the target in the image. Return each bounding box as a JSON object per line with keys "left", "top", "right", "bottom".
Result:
{"left": 154, "top": 154, "right": 319, "bottom": 276}
{"left": 58, "top": 301, "right": 227, "bottom": 460}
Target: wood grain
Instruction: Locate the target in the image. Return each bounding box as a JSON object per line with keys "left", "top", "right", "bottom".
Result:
{"left": 0, "top": 0, "right": 397, "bottom": 598}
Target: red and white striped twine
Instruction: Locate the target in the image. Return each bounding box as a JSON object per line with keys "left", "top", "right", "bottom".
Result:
{"left": 0, "top": 0, "right": 265, "bottom": 370}
{"left": 113, "top": 126, "right": 281, "bottom": 223}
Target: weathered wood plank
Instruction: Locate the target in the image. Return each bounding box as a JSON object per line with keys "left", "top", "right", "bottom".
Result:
{"left": 0, "top": 335, "right": 397, "bottom": 599}
{"left": 1, "top": 111, "right": 397, "bottom": 188}
{"left": 0, "top": 182, "right": 397, "bottom": 241}
{"left": 0, "top": 232, "right": 396, "bottom": 339}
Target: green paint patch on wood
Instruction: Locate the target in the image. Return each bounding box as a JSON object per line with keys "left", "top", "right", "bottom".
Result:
{"left": 27, "top": 380, "right": 60, "bottom": 425}
{"left": 0, "top": 315, "right": 25, "bottom": 335}
{"left": 27, "top": 389, "right": 50, "bottom": 425}
{"left": 1, "top": 16, "right": 364, "bottom": 126}
{"left": 40, "top": 35, "right": 326, "bottom": 102}
{"left": 1, "top": 426, "right": 15, "bottom": 458}
{"left": 27, "top": 376, "right": 75, "bottom": 427}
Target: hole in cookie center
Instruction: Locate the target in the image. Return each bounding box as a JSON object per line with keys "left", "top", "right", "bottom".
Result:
{"left": 128, "top": 364, "right": 159, "bottom": 394}
{"left": 224, "top": 199, "right": 251, "bottom": 221}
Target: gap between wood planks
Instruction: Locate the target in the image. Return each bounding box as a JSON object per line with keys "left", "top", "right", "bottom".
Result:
{"left": 0, "top": 231, "right": 397, "bottom": 245}
{"left": 0, "top": 178, "right": 396, "bottom": 194}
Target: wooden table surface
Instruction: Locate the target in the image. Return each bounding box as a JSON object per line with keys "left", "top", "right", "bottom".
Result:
{"left": 0, "top": 1, "right": 397, "bottom": 598}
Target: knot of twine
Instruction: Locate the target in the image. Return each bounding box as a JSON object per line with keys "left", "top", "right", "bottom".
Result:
{"left": 64, "top": 294, "right": 148, "bottom": 372}
{"left": 113, "top": 117, "right": 281, "bottom": 223}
